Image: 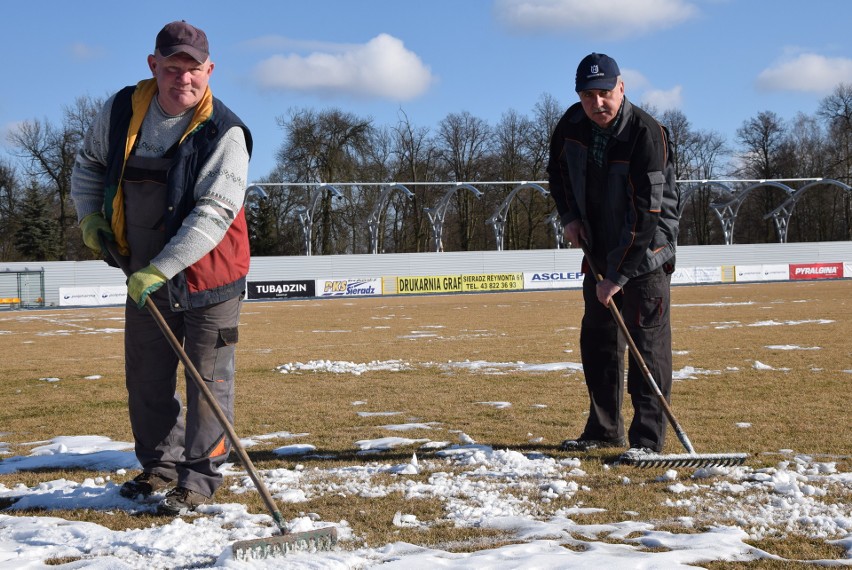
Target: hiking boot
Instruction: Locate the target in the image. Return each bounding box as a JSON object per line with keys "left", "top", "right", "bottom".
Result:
{"left": 157, "top": 486, "right": 209, "bottom": 516}
{"left": 560, "top": 436, "right": 626, "bottom": 452}
{"left": 617, "top": 447, "right": 656, "bottom": 464}
{"left": 119, "top": 471, "right": 174, "bottom": 499}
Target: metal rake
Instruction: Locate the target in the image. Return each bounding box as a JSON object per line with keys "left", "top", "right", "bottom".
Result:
{"left": 103, "top": 238, "right": 337, "bottom": 559}
{"left": 580, "top": 243, "right": 748, "bottom": 469}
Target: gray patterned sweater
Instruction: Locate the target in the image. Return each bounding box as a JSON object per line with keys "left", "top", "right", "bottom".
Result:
{"left": 71, "top": 92, "right": 250, "bottom": 279}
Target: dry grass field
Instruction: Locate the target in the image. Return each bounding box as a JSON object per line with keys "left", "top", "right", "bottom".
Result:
{"left": 0, "top": 279, "right": 850, "bottom": 567}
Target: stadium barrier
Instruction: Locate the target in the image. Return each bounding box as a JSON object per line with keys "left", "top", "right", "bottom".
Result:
{"left": 232, "top": 260, "right": 850, "bottom": 301}
{"left": 3, "top": 243, "right": 851, "bottom": 308}
{"left": 44, "top": 260, "right": 852, "bottom": 305}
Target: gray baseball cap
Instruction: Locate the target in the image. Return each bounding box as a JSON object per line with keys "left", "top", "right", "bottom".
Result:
{"left": 155, "top": 20, "right": 209, "bottom": 63}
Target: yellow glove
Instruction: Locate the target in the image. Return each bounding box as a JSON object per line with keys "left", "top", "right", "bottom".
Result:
{"left": 80, "top": 212, "right": 114, "bottom": 255}
{"left": 128, "top": 264, "right": 167, "bottom": 309}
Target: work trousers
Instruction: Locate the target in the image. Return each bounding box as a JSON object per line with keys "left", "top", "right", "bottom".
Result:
{"left": 124, "top": 293, "right": 241, "bottom": 497}
{"left": 578, "top": 267, "right": 672, "bottom": 451}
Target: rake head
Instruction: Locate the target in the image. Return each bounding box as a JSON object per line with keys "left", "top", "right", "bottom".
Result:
{"left": 232, "top": 526, "right": 337, "bottom": 560}
{"left": 619, "top": 452, "right": 748, "bottom": 469}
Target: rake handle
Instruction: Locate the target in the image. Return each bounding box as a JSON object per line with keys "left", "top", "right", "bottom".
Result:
{"left": 103, "top": 239, "right": 288, "bottom": 531}
{"left": 579, "top": 243, "right": 696, "bottom": 455}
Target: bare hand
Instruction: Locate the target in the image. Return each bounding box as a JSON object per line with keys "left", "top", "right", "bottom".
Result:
{"left": 596, "top": 278, "right": 621, "bottom": 306}
{"left": 563, "top": 220, "right": 585, "bottom": 248}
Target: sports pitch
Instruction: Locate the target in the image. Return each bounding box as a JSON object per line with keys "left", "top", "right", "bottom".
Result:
{"left": 2, "top": 279, "right": 849, "bottom": 462}
{"left": 0, "top": 279, "right": 850, "bottom": 566}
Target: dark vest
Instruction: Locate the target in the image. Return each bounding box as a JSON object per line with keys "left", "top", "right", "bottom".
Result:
{"left": 105, "top": 86, "right": 254, "bottom": 310}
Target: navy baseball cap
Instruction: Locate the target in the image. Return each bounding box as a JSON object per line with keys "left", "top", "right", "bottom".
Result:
{"left": 155, "top": 21, "right": 209, "bottom": 63}
{"left": 575, "top": 53, "right": 620, "bottom": 92}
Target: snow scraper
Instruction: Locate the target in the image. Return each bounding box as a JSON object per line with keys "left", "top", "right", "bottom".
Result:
{"left": 580, "top": 243, "right": 747, "bottom": 469}
{"left": 103, "top": 239, "right": 337, "bottom": 559}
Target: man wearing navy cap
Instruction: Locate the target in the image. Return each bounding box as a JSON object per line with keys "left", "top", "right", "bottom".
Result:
{"left": 547, "top": 53, "right": 681, "bottom": 462}
{"left": 71, "top": 21, "right": 252, "bottom": 514}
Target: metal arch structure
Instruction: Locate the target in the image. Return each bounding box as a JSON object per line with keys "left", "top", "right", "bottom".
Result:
{"left": 244, "top": 185, "right": 268, "bottom": 205}
{"left": 423, "top": 183, "right": 484, "bottom": 252}
{"left": 676, "top": 181, "right": 706, "bottom": 203}
{"left": 763, "top": 178, "right": 852, "bottom": 243}
{"left": 296, "top": 184, "right": 343, "bottom": 256}
{"left": 368, "top": 184, "right": 415, "bottom": 254}
{"left": 241, "top": 177, "right": 842, "bottom": 253}
{"left": 707, "top": 180, "right": 796, "bottom": 245}
{"left": 546, "top": 212, "right": 566, "bottom": 249}
{"left": 672, "top": 180, "right": 741, "bottom": 245}
{"left": 486, "top": 182, "right": 550, "bottom": 251}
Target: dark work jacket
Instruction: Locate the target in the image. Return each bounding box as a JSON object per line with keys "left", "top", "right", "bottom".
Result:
{"left": 546, "top": 97, "right": 680, "bottom": 286}
{"left": 105, "top": 85, "right": 254, "bottom": 310}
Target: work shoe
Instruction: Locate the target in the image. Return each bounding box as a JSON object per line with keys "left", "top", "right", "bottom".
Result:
{"left": 157, "top": 486, "right": 209, "bottom": 516}
{"left": 560, "top": 436, "right": 626, "bottom": 452}
{"left": 119, "top": 471, "right": 173, "bottom": 499}
{"left": 617, "top": 447, "right": 656, "bottom": 463}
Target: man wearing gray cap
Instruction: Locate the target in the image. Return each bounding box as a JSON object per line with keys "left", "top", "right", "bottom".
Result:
{"left": 547, "top": 53, "right": 681, "bottom": 462}
{"left": 71, "top": 21, "right": 252, "bottom": 515}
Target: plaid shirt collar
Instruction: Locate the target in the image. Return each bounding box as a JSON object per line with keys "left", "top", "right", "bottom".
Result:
{"left": 589, "top": 101, "right": 624, "bottom": 167}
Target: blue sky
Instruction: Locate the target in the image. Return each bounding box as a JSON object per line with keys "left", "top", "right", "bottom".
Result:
{"left": 2, "top": 0, "right": 851, "bottom": 180}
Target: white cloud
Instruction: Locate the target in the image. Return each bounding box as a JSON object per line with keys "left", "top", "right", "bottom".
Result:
{"left": 756, "top": 53, "right": 852, "bottom": 93}
{"left": 641, "top": 85, "right": 683, "bottom": 111}
{"left": 619, "top": 69, "right": 682, "bottom": 111}
{"left": 495, "top": 0, "right": 699, "bottom": 40}
{"left": 69, "top": 42, "right": 104, "bottom": 61}
{"left": 251, "top": 34, "right": 434, "bottom": 101}
{"left": 621, "top": 69, "right": 651, "bottom": 91}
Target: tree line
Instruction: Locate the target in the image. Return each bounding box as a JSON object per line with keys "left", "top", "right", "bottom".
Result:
{"left": 2, "top": 86, "right": 852, "bottom": 262}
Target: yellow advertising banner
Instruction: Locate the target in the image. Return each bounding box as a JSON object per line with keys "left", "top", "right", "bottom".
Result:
{"left": 396, "top": 275, "right": 464, "bottom": 294}
{"left": 395, "top": 273, "right": 524, "bottom": 295}
{"left": 462, "top": 273, "right": 524, "bottom": 292}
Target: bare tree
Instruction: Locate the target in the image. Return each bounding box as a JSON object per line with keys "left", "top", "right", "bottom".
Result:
{"left": 275, "top": 107, "right": 373, "bottom": 254}
{"left": 530, "top": 93, "right": 563, "bottom": 179}
{"left": 656, "top": 109, "right": 730, "bottom": 245}
{"left": 491, "top": 110, "right": 550, "bottom": 249}
{"left": 7, "top": 95, "right": 101, "bottom": 260}
{"left": 660, "top": 110, "right": 730, "bottom": 180}
{"left": 390, "top": 109, "right": 438, "bottom": 252}
{"left": 9, "top": 120, "right": 74, "bottom": 259}
{"left": 0, "top": 161, "right": 23, "bottom": 260}
{"left": 786, "top": 113, "right": 827, "bottom": 178}
{"left": 493, "top": 109, "right": 533, "bottom": 180}
{"left": 817, "top": 82, "right": 852, "bottom": 185}
{"left": 736, "top": 111, "right": 787, "bottom": 179}
{"left": 683, "top": 130, "right": 731, "bottom": 245}
{"left": 244, "top": 172, "right": 305, "bottom": 256}
{"left": 734, "top": 111, "right": 790, "bottom": 243}
{"left": 434, "top": 111, "right": 492, "bottom": 250}
{"left": 691, "top": 130, "right": 729, "bottom": 179}
{"left": 783, "top": 112, "right": 850, "bottom": 241}
{"left": 660, "top": 109, "right": 696, "bottom": 180}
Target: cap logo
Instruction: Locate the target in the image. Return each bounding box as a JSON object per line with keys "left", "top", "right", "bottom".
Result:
{"left": 587, "top": 64, "right": 605, "bottom": 78}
